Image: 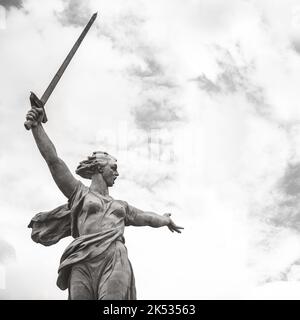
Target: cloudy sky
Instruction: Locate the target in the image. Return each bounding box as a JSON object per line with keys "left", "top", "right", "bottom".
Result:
{"left": 2, "top": 0, "right": 300, "bottom": 299}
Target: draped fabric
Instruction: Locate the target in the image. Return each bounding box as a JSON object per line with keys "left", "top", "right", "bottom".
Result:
{"left": 28, "top": 181, "right": 138, "bottom": 299}
{"left": 28, "top": 204, "right": 71, "bottom": 246}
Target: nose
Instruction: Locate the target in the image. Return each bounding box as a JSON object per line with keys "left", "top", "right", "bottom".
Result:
{"left": 115, "top": 171, "right": 119, "bottom": 176}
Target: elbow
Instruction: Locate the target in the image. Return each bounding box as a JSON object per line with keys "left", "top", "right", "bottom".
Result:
{"left": 47, "top": 156, "right": 61, "bottom": 167}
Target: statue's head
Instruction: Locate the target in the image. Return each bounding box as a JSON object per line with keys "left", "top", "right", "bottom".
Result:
{"left": 76, "top": 151, "right": 118, "bottom": 187}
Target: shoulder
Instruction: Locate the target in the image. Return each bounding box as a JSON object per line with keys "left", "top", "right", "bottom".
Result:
{"left": 68, "top": 180, "right": 89, "bottom": 207}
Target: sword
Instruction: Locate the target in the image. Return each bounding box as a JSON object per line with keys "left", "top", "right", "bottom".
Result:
{"left": 24, "top": 12, "right": 98, "bottom": 130}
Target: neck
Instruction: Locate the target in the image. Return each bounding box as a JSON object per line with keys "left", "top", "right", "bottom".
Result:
{"left": 90, "top": 172, "right": 109, "bottom": 196}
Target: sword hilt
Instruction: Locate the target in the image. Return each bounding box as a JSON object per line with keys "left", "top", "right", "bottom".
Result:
{"left": 24, "top": 92, "right": 48, "bottom": 130}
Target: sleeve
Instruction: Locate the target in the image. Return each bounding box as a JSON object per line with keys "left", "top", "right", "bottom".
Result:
{"left": 124, "top": 202, "right": 144, "bottom": 226}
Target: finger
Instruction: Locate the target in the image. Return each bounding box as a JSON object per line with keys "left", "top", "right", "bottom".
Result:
{"left": 26, "top": 115, "right": 35, "bottom": 121}
{"left": 174, "top": 227, "right": 182, "bottom": 233}
{"left": 168, "top": 226, "right": 174, "bottom": 233}
{"left": 28, "top": 111, "right": 39, "bottom": 120}
{"left": 35, "top": 107, "right": 44, "bottom": 115}
{"left": 174, "top": 226, "right": 184, "bottom": 229}
{"left": 27, "top": 111, "right": 38, "bottom": 119}
{"left": 171, "top": 225, "right": 183, "bottom": 233}
{"left": 170, "top": 221, "right": 184, "bottom": 229}
{"left": 27, "top": 110, "right": 37, "bottom": 117}
{"left": 169, "top": 224, "right": 181, "bottom": 233}
{"left": 31, "top": 108, "right": 39, "bottom": 114}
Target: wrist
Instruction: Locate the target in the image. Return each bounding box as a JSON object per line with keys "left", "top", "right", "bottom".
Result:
{"left": 31, "top": 124, "right": 41, "bottom": 134}
{"left": 161, "top": 216, "right": 170, "bottom": 226}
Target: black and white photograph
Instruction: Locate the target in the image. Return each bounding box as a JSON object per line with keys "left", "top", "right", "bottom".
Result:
{"left": 1, "top": 0, "right": 300, "bottom": 301}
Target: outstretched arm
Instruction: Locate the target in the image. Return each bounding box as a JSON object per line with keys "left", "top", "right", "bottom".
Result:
{"left": 135, "top": 212, "right": 183, "bottom": 233}
{"left": 26, "top": 108, "right": 78, "bottom": 199}
{"left": 127, "top": 205, "right": 183, "bottom": 233}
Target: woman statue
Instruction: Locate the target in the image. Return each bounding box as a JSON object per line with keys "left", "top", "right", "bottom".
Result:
{"left": 26, "top": 107, "right": 183, "bottom": 300}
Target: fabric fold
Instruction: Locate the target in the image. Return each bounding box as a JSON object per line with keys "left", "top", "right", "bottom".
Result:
{"left": 28, "top": 181, "right": 136, "bottom": 298}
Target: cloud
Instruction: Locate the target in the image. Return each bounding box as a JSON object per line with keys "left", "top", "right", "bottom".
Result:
{"left": 263, "top": 162, "right": 300, "bottom": 234}
{"left": 56, "top": 0, "right": 92, "bottom": 27}
{"left": 94, "top": 8, "right": 183, "bottom": 133}
{"left": 291, "top": 41, "right": 300, "bottom": 55}
{"left": 192, "top": 74, "right": 221, "bottom": 94}
{"left": 129, "top": 56, "right": 162, "bottom": 79}
{"left": 280, "top": 162, "right": 300, "bottom": 196}
{"left": 192, "top": 46, "right": 268, "bottom": 116}
{"left": 0, "top": 238, "right": 16, "bottom": 264}
{"left": 128, "top": 51, "right": 183, "bottom": 131}
{"left": 0, "top": 0, "right": 23, "bottom": 9}
{"left": 3, "top": 0, "right": 300, "bottom": 299}
{"left": 131, "top": 98, "right": 180, "bottom": 130}
{"left": 247, "top": 160, "right": 300, "bottom": 284}
{"left": 290, "top": 4, "right": 300, "bottom": 55}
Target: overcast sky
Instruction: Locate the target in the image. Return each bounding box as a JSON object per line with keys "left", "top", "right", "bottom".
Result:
{"left": 2, "top": 0, "right": 300, "bottom": 299}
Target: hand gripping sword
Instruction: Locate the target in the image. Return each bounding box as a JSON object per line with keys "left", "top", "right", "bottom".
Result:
{"left": 24, "top": 12, "right": 98, "bottom": 130}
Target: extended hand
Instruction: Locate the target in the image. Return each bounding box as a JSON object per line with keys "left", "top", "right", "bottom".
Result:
{"left": 163, "top": 213, "right": 184, "bottom": 233}
{"left": 26, "top": 107, "right": 44, "bottom": 128}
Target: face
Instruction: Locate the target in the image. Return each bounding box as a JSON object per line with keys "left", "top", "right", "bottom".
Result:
{"left": 101, "top": 160, "right": 119, "bottom": 187}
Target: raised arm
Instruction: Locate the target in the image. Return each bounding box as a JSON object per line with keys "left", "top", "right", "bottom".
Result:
{"left": 26, "top": 107, "right": 78, "bottom": 199}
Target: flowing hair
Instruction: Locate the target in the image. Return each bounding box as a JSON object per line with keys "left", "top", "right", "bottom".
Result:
{"left": 75, "top": 151, "right": 117, "bottom": 179}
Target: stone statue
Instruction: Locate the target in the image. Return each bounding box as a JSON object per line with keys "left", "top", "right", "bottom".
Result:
{"left": 26, "top": 107, "right": 183, "bottom": 300}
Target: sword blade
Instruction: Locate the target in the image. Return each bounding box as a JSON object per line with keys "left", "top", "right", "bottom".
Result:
{"left": 40, "top": 12, "right": 98, "bottom": 105}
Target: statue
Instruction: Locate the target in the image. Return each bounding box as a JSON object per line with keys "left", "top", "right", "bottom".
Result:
{"left": 25, "top": 14, "right": 183, "bottom": 300}
{"left": 26, "top": 109, "right": 183, "bottom": 300}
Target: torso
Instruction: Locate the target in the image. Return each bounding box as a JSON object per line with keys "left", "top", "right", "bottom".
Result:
{"left": 77, "top": 191, "right": 127, "bottom": 236}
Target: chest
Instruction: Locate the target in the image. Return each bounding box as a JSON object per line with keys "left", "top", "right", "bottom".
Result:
{"left": 81, "top": 194, "right": 126, "bottom": 222}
